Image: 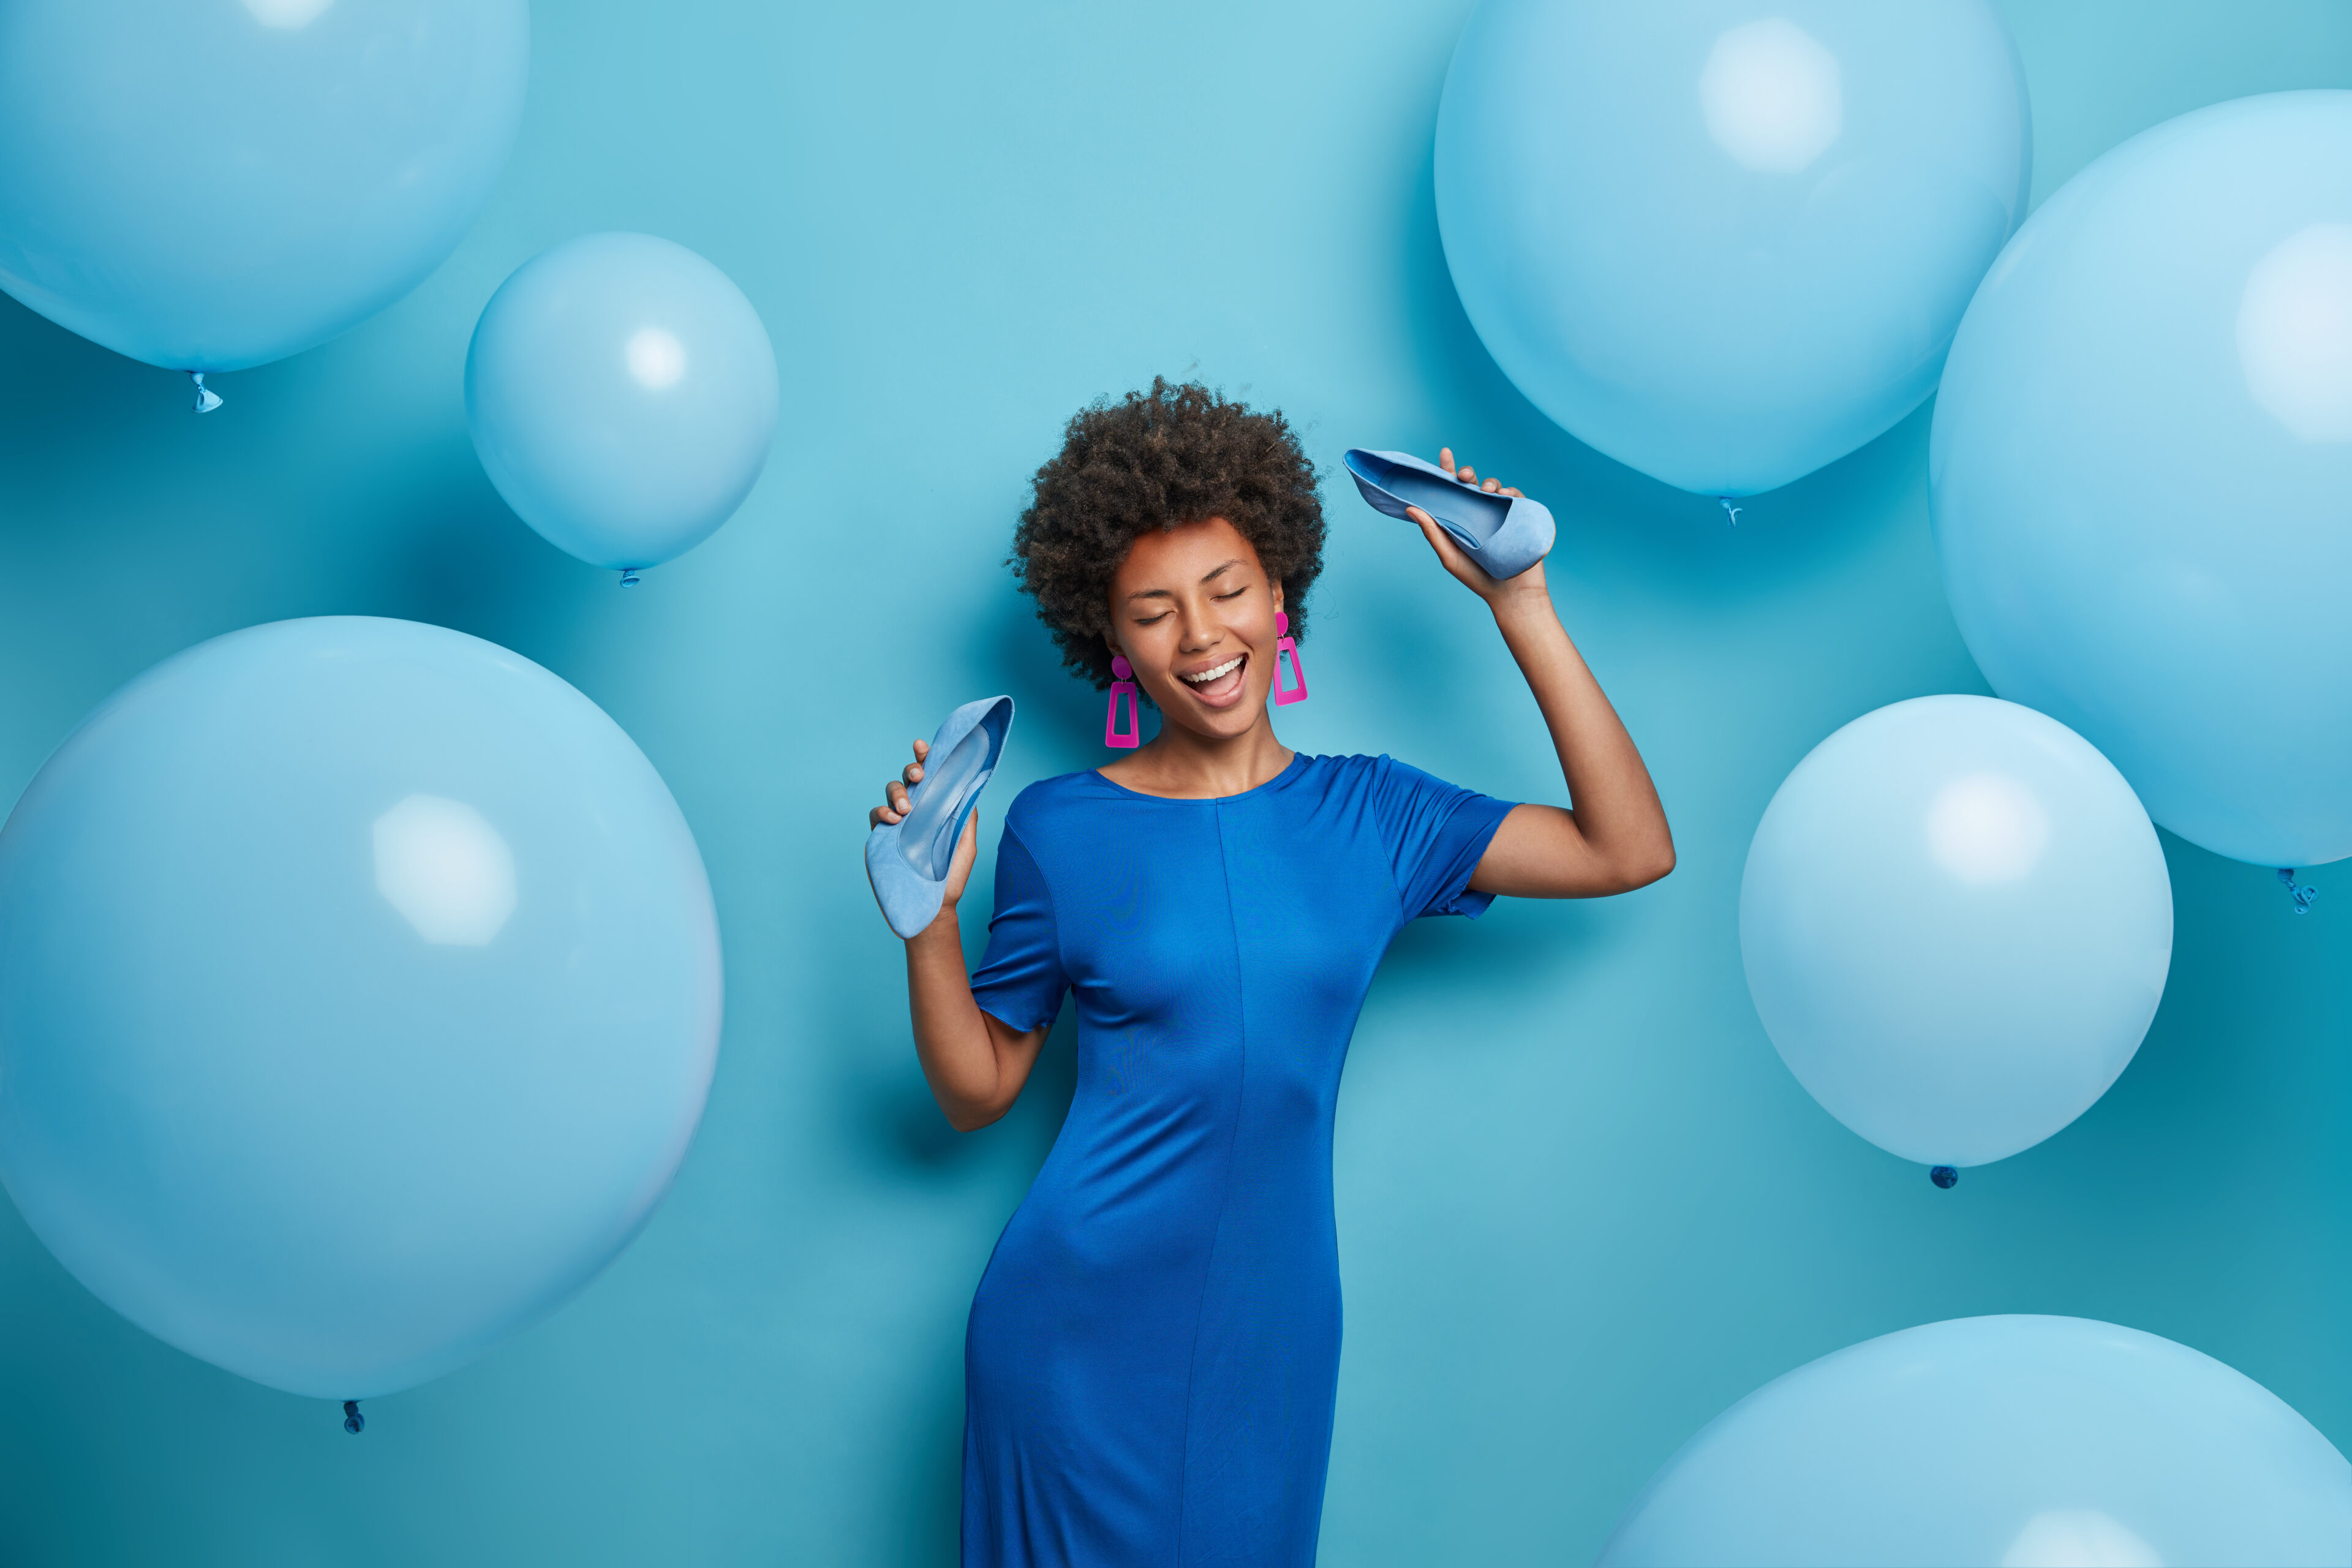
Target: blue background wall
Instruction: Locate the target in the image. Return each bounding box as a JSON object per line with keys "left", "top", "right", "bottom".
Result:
{"left": 1, "top": 2, "right": 2348, "bottom": 1562}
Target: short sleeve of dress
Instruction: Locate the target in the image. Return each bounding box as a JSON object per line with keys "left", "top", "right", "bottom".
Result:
{"left": 1370, "top": 756, "right": 1518, "bottom": 921}
{"left": 968, "top": 823, "right": 1069, "bottom": 1033}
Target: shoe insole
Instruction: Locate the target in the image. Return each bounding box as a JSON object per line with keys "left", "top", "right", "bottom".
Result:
{"left": 898, "top": 708, "right": 1006, "bottom": 880}
{"left": 1357, "top": 455, "right": 1512, "bottom": 551}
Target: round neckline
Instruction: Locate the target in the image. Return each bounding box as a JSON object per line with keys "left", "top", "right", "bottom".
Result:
{"left": 1090, "top": 751, "right": 1309, "bottom": 803}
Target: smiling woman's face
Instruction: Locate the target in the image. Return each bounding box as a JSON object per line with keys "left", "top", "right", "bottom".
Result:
{"left": 1107, "top": 517, "right": 1286, "bottom": 743}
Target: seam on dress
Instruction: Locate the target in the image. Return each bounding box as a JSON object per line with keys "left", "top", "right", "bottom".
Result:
{"left": 1172, "top": 798, "right": 1253, "bottom": 1566}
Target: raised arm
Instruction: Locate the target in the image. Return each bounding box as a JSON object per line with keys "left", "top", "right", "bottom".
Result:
{"left": 1406, "top": 449, "right": 1675, "bottom": 899}
{"left": 872, "top": 744, "right": 1050, "bottom": 1129}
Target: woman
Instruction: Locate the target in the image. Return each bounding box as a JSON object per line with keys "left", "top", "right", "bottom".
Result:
{"left": 867, "top": 381, "right": 1672, "bottom": 1566}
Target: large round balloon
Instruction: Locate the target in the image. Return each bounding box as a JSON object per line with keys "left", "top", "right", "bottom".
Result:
{"left": 1741, "top": 696, "right": 2171, "bottom": 1170}
{"left": 1436, "top": 0, "right": 2028, "bottom": 496}
{"left": 1600, "top": 1316, "right": 2352, "bottom": 1567}
{"left": 0, "top": 0, "right": 527, "bottom": 378}
{"left": 467, "top": 233, "right": 780, "bottom": 578}
{"left": 1934, "top": 92, "right": 2352, "bottom": 869}
{"left": 0, "top": 618, "right": 722, "bottom": 1401}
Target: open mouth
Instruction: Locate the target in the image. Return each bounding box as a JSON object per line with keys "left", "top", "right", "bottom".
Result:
{"left": 1177, "top": 652, "right": 1248, "bottom": 707}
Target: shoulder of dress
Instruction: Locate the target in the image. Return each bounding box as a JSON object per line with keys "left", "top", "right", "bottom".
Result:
{"left": 1000, "top": 771, "right": 1107, "bottom": 831}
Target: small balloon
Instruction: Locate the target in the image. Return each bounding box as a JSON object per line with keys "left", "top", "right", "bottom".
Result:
{"left": 0, "top": 618, "right": 722, "bottom": 1401}
{"left": 1741, "top": 696, "right": 2172, "bottom": 1170}
{"left": 467, "top": 233, "right": 780, "bottom": 578}
{"left": 1436, "top": 0, "right": 2029, "bottom": 496}
{"left": 0, "top": 0, "right": 527, "bottom": 381}
{"left": 1601, "top": 1316, "right": 2352, "bottom": 1567}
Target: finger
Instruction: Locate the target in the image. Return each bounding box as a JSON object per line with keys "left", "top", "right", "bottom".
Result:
{"left": 1482, "top": 477, "right": 1501, "bottom": 493}
{"left": 1503, "top": 486, "right": 1524, "bottom": 498}
{"left": 888, "top": 780, "right": 910, "bottom": 813}
{"left": 1457, "top": 466, "right": 1477, "bottom": 486}
{"left": 1438, "top": 447, "right": 1455, "bottom": 476}
{"left": 1409, "top": 507, "right": 1458, "bottom": 558}
{"left": 903, "top": 761, "right": 924, "bottom": 786}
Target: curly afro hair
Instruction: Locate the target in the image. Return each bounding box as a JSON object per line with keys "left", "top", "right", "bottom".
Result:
{"left": 1011, "top": 378, "right": 1325, "bottom": 690}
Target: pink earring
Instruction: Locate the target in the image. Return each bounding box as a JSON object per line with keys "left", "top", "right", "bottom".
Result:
{"left": 1273, "top": 612, "right": 1308, "bottom": 706}
{"left": 1105, "top": 655, "right": 1141, "bottom": 748}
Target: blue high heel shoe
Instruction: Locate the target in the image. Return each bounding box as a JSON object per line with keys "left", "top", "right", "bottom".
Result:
{"left": 1342, "top": 449, "right": 1555, "bottom": 580}
{"left": 865, "top": 695, "right": 1014, "bottom": 939}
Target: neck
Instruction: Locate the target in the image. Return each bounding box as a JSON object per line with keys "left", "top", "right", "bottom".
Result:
{"left": 1101, "top": 709, "right": 1293, "bottom": 799}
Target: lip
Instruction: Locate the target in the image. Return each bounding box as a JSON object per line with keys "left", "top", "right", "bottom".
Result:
{"left": 1175, "top": 651, "right": 1250, "bottom": 709}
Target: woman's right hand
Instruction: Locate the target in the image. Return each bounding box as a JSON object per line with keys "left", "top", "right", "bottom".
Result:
{"left": 870, "top": 739, "right": 982, "bottom": 927}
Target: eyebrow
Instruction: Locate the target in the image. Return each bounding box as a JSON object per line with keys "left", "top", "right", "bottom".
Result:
{"left": 1125, "top": 559, "right": 1246, "bottom": 602}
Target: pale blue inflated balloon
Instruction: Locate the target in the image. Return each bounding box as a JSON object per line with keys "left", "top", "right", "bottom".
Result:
{"left": 0, "top": 0, "right": 527, "bottom": 379}
{"left": 1436, "top": 0, "right": 2028, "bottom": 496}
{"left": 1741, "top": 696, "right": 2171, "bottom": 1169}
{"left": 467, "top": 233, "right": 780, "bottom": 577}
{"left": 0, "top": 618, "right": 722, "bottom": 1401}
{"left": 1934, "top": 92, "right": 2352, "bottom": 870}
{"left": 1601, "top": 1315, "right": 2352, "bottom": 1567}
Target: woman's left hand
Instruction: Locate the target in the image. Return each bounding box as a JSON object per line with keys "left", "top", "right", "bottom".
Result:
{"left": 1403, "top": 447, "right": 1545, "bottom": 604}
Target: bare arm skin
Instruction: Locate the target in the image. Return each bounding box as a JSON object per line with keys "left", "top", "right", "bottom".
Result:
{"left": 1411, "top": 450, "right": 1675, "bottom": 899}
{"left": 872, "top": 747, "right": 1049, "bottom": 1131}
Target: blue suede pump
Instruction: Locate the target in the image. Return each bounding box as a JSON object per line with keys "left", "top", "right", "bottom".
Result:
{"left": 865, "top": 695, "right": 1014, "bottom": 939}
{"left": 1342, "top": 448, "right": 1555, "bottom": 580}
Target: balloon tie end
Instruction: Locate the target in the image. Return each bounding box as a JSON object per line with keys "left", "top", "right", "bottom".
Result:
{"left": 1929, "top": 1165, "right": 1958, "bottom": 1189}
{"left": 2278, "top": 868, "right": 2317, "bottom": 914}
{"left": 189, "top": 372, "right": 222, "bottom": 415}
{"left": 1719, "top": 497, "right": 1741, "bottom": 526}
{"left": 342, "top": 1400, "right": 364, "bottom": 1435}
{"left": 618, "top": 568, "right": 642, "bottom": 589}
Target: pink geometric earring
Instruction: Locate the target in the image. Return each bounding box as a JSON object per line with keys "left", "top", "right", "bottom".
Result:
{"left": 1105, "top": 655, "right": 1142, "bottom": 748}
{"left": 1272, "top": 612, "right": 1308, "bottom": 706}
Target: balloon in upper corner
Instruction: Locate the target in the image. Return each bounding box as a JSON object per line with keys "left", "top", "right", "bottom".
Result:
{"left": 466, "top": 233, "right": 781, "bottom": 579}
{"left": 1740, "top": 696, "right": 2173, "bottom": 1170}
{"left": 1600, "top": 1316, "right": 2352, "bottom": 1567}
{"left": 0, "top": 0, "right": 529, "bottom": 380}
{"left": 0, "top": 617, "right": 723, "bottom": 1401}
{"left": 1933, "top": 91, "right": 2352, "bottom": 869}
{"left": 1435, "top": 0, "right": 2030, "bottom": 496}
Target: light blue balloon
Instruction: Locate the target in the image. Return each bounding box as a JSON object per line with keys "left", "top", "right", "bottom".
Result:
{"left": 0, "top": 0, "right": 527, "bottom": 377}
{"left": 1602, "top": 1315, "right": 2352, "bottom": 1567}
{"left": 1741, "top": 696, "right": 2171, "bottom": 1169}
{"left": 467, "top": 233, "right": 780, "bottom": 577}
{"left": 1934, "top": 92, "right": 2352, "bottom": 869}
{"left": 0, "top": 618, "right": 722, "bottom": 1401}
{"left": 1435, "top": 0, "right": 2028, "bottom": 496}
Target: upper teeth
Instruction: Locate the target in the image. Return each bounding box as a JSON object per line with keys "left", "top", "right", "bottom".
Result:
{"left": 1181, "top": 656, "right": 1244, "bottom": 685}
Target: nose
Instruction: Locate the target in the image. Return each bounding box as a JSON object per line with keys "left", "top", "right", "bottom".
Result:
{"left": 1177, "top": 603, "right": 1222, "bottom": 652}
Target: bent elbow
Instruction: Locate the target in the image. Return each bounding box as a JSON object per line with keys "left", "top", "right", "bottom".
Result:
{"left": 944, "top": 1101, "right": 1008, "bottom": 1134}
{"left": 1613, "top": 842, "right": 1675, "bottom": 893}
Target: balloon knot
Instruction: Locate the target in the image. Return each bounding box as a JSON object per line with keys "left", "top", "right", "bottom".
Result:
{"left": 2278, "top": 868, "right": 2317, "bottom": 914}
{"left": 1930, "top": 1165, "right": 1959, "bottom": 1189}
{"left": 618, "top": 568, "right": 642, "bottom": 589}
{"left": 342, "top": 1400, "right": 364, "bottom": 1435}
{"left": 1719, "top": 497, "right": 1741, "bottom": 526}
{"left": 189, "top": 372, "right": 222, "bottom": 415}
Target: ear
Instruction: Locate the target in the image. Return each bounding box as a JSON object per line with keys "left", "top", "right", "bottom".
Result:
{"left": 1270, "top": 580, "right": 1286, "bottom": 615}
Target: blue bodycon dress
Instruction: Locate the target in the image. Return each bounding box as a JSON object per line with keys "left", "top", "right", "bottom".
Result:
{"left": 962, "top": 753, "right": 1515, "bottom": 1566}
